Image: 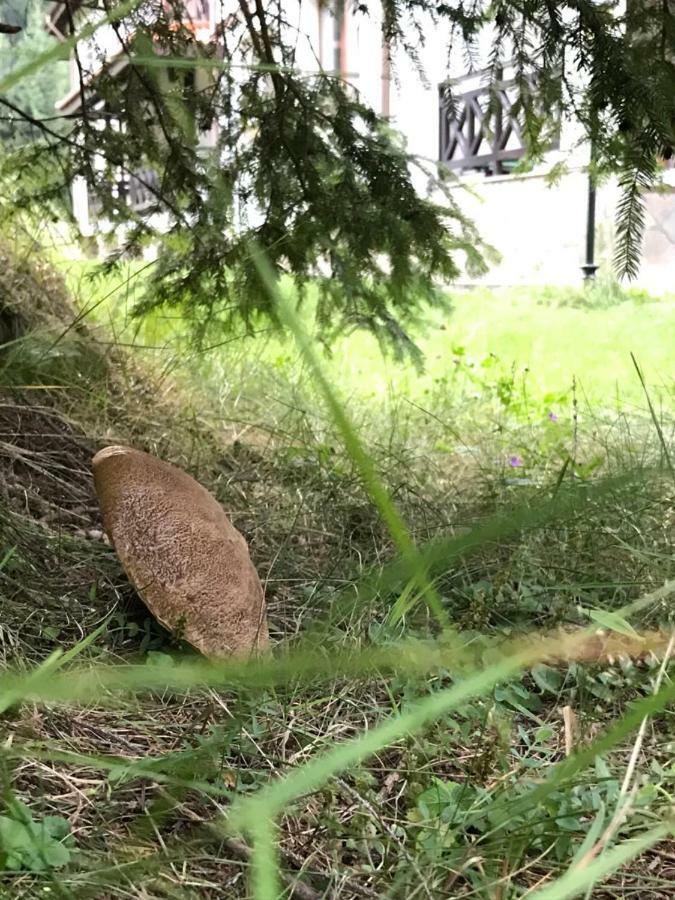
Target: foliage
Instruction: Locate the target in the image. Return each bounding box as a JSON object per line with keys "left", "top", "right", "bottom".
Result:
{"left": 0, "top": 0, "right": 68, "bottom": 146}
{"left": 0, "top": 798, "right": 72, "bottom": 872}
{"left": 1, "top": 0, "right": 674, "bottom": 354}
{"left": 1, "top": 1, "right": 489, "bottom": 359}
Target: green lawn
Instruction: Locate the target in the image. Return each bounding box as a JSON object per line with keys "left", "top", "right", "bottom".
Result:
{"left": 424, "top": 289, "right": 673, "bottom": 401}
{"left": 60, "top": 259, "right": 674, "bottom": 419}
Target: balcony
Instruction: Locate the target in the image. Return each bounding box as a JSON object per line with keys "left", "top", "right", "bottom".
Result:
{"left": 87, "top": 168, "right": 160, "bottom": 219}
{"left": 123, "top": 168, "right": 160, "bottom": 213}
{"left": 439, "top": 70, "right": 559, "bottom": 176}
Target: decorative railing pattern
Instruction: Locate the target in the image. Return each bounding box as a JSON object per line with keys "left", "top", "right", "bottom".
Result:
{"left": 124, "top": 168, "right": 160, "bottom": 212}
{"left": 87, "top": 168, "right": 159, "bottom": 217}
{"left": 439, "top": 73, "right": 558, "bottom": 175}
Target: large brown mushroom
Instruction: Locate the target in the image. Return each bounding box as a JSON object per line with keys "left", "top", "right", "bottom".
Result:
{"left": 92, "top": 445, "right": 269, "bottom": 657}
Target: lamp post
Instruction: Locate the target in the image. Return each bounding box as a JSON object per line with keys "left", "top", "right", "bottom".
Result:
{"left": 582, "top": 141, "right": 598, "bottom": 281}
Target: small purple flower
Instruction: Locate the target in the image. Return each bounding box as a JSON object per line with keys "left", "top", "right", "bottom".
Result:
{"left": 548, "top": 411, "right": 559, "bottom": 423}
{"left": 509, "top": 455, "right": 524, "bottom": 468}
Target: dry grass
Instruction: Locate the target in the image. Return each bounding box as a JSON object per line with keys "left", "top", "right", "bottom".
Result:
{"left": 1, "top": 394, "right": 671, "bottom": 897}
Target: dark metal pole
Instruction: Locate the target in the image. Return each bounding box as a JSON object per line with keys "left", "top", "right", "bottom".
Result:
{"left": 581, "top": 142, "right": 598, "bottom": 280}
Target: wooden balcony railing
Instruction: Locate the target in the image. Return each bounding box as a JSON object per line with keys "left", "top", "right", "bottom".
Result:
{"left": 439, "top": 73, "right": 558, "bottom": 175}
{"left": 87, "top": 168, "right": 159, "bottom": 218}
{"left": 124, "top": 169, "right": 159, "bottom": 212}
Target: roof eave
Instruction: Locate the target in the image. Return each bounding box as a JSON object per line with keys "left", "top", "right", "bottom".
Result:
{"left": 55, "top": 53, "right": 130, "bottom": 114}
{"left": 45, "top": 1, "right": 84, "bottom": 38}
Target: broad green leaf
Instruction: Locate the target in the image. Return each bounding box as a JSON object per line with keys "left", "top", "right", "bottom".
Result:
{"left": 588, "top": 609, "right": 640, "bottom": 639}
{"left": 532, "top": 664, "right": 564, "bottom": 694}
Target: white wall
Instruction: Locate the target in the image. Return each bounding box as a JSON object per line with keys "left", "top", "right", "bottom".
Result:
{"left": 636, "top": 178, "right": 675, "bottom": 293}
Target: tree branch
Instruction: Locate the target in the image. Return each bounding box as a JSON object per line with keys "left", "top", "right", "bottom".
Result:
{"left": 0, "top": 95, "right": 187, "bottom": 226}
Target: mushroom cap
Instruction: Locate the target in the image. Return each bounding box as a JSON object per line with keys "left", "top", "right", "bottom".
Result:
{"left": 92, "top": 445, "right": 269, "bottom": 657}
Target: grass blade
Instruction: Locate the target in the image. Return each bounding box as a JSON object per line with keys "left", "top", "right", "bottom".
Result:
{"left": 527, "top": 822, "right": 673, "bottom": 900}
{"left": 249, "top": 244, "right": 450, "bottom": 631}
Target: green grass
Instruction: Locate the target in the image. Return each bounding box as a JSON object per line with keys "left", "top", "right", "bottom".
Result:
{"left": 59, "top": 259, "right": 674, "bottom": 413}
